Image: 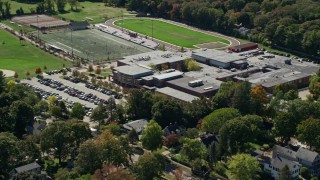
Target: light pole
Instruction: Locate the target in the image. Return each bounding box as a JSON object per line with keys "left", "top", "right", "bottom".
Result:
{"left": 151, "top": 19, "right": 154, "bottom": 41}
{"left": 71, "top": 29, "right": 74, "bottom": 57}
{"left": 37, "top": 15, "right": 40, "bottom": 42}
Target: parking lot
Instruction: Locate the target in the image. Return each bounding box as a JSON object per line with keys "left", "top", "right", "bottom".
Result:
{"left": 21, "top": 70, "right": 122, "bottom": 118}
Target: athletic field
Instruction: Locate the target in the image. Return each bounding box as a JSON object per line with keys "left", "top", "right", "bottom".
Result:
{"left": 0, "top": 29, "right": 72, "bottom": 79}
{"left": 114, "top": 19, "right": 230, "bottom": 48}
{"left": 39, "top": 29, "right": 151, "bottom": 62}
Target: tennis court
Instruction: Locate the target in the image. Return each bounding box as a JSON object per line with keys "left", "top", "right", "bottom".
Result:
{"left": 39, "top": 29, "right": 152, "bottom": 62}
{"left": 12, "top": 15, "right": 69, "bottom": 29}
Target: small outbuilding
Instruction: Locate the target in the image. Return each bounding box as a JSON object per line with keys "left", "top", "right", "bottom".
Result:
{"left": 69, "top": 21, "right": 89, "bottom": 31}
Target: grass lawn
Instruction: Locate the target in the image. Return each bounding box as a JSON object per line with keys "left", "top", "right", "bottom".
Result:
{"left": 56, "top": 2, "right": 132, "bottom": 24}
{"left": 0, "top": 29, "right": 72, "bottom": 79}
{"left": 114, "top": 18, "right": 230, "bottom": 48}
{"left": 9, "top": 1, "right": 132, "bottom": 24}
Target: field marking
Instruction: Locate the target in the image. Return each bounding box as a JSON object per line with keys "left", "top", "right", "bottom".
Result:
{"left": 112, "top": 18, "right": 241, "bottom": 49}
{"left": 87, "top": 30, "right": 131, "bottom": 47}
{"left": 56, "top": 42, "right": 82, "bottom": 53}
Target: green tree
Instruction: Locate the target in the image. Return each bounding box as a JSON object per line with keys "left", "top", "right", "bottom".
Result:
{"left": 0, "top": 132, "right": 18, "bottom": 175}
{"left": 127, "top": 89, "right": 153, "bottom": 119}
{"left": 34, "top": 100, "right": 49, "bottom": 115}
{"left": 127, "top": 129, "right": 139, "bottom": 144}
{"left": 279, "top": 165, "right": 292, "bottom": 180}
{"left": 179, "top": 137, "right": 207, "bottom": 161}
{"left": 273, "top": 112, "right": 297, "bottom": 141}
{"left": 55, "top": 0, "right": 66, "bottom": 12}
{"left": 183, "top": 97, "right": 212, "bottom": 127}
{"left": 309, "top": 73, "right": 320, "bottom": 100}
{"left": 74, "top": 139, "right": 103, "bottom": 174}
{"left": 141, "top": 120, "right": 163, "bottom": 151}
{"left": 16, "top": 139, "right": 41, "bottom": 165}
{"left": 10, "top": 100, "right": 34, "bottom": 137}
{"left": 226, "top": 153, "right": 260, "bottom": 180}
{"left": 231, "top": 81, "right": 252, "bottom": 114}
{"left": 184, "top": 58, "right": 201, "bottom": 71}
{"left": 201, "top": 108, "right": 240, "bottom": 133}
{"left": 70, "top": 102, "right": 85, "bottom": 120}
{"left": 297, "top": 118, "right": 320, "bottom": 149}
{"left": 133, "top": 152, "right": 166, "bottom": 180}
{"left": 300, "top": 167, "right": 311, "bottom": 179}
{"left": 104, "top": 122, "right": 121, "bottom": 136}
{"left": 40, "top": 121, "right": 72, "bottom": 164}
{"left": 90, "top": 104, "right": 107, "bottom": 127}
{"left": 152, "top": 98, "right": 182, "bottom": 127}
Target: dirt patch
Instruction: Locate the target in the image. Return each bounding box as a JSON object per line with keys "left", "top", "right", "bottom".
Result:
{"left": 0, "top": 69, "right": 15, "bottom": 77}
{"left": 195, "top": 42, "right": 227, "bottom": 49}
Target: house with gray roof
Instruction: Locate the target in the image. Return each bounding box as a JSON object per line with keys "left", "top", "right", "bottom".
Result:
{"left": 122, "top": 119, "right": 148, "bottom": 133}
{"left": 296, "top": 148, "right": 320, "bottom": 176}
{"left": 263, "top": 155, "right": 301, "bottom": 180}
{"left": 10, "top": 162, "right": 41, "bottom": 177}
{"left": 270, "top": 145, "right": 320, "bottom": 177}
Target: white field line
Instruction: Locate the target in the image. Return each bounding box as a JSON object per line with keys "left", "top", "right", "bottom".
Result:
{"left": 56, "top": 42, "right": 81, "bottom": 53}
{"left": 88, "top": 30, "right": 131, "bottom": 47}
{"left": 43, "top": 35, "right": 82, "bottom": 53}
{"left": 112, "top": 17, "right": 241, "bottom": 49}
{"left": 112, "top": 20, "right": 191, "bottom": 50}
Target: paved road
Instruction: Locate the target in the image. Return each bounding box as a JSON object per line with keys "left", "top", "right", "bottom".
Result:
{"left": 105, "top": 17, "right": 241, "bottom": 51}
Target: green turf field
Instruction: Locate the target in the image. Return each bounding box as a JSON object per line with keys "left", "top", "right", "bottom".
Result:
{"left": 56, "top": 2, "right": 133, "bottom": 24}
{"left": 39, "top": 29, "right": 151, "bottom": 62}
{"left": 114, "top": 19, "right": 230, "bottom": 48}
{"left": 0, "top": 29, "right": 72, "bottom": 79}
{"left": 8, "top": 1, "right": 132, "bottom": 24}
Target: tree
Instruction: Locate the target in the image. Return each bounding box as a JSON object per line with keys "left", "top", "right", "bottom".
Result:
{"left": 163, "top": 134, "right": 179, "bottom": 147}
{"left": 152, "top": 98, "right": 183, "bottom": 127}
{"left": 184, "top": 58, "right": 201, "bottom": 71}
{"left": 16, "top": 139, "right": 41, "bottom": 165}
{"left": 297, "top": 118, "right": 320, "bottom": 149}
{"left": 104, "top": 122, "right": 121, "bottom": 136}
{"left": 90, "top": 104, "right": 107, "bottom": 127}
{"left": 231, "top": 81, "right": 252, "bottom": 114}
{"left": 279, "top": 165, "right": 292, "bottom": 180}
{"left": 34, "top": 100, "right": 49, "bottom": 115}
{"left": 183, "top": 97, "right": 212, "bottom": 127}
{"left": 133, "top": 152, "right": 166, "bottom": 180}
{"left": 251, "top": 84, "right": 269, "bottom": 115}
{"left": 300, "top": 167, "right": 311, "bottom": 179}
{"left": 10, "top": 100, "right": 34, "bottom": 137}
{"left": 88, "top": 65, "right": 94, "bottom": 72}
{"left": 127, "top": 129, "right": 138, "bottom": 144}
{"left": 309, "top": 73, "right": 320, "bottom": 100}
{"left": 40, "top": 121, "right": 72, "bottom": 164}
{"left": 35, "top": 67, "right": 42, "bottom": 75}
{"left": 127, "top": 89, "right": 153, "bottom": 119}
{"left": 13, "top": 71, "right": 18, "bottom": 79}
{"left": 106, "top": 97, "right": 117, "bottom": 120}
{"left": 56, "top": 0, "right": 67, "bottom": 12}
{"left": 25, "top": 71, "right": 30, "bottom": 78}
{"left": 212, "top": 81, "right": 237, "bottom": 109}
{"left": 173, "top": 167, "right": 183, "bottom": 180}
{"left": 226, "top": 154, "right": 260, "bottom": 180}
{"left": 180, "top": 137, "right": 207, "bottom": 161}
{"left": 44, "top": 65, "right": 47, "bottom": 70}
{"left": 92, "top": 164, "right": 135, "bottom": 180}
{"left": 0, "top": 132, "right": 18, "bottom": 175}
{"left": 201, "top": 108, "right": 241, "bottom": 133}
{"left": 141, "top": 120, "right": 163, "bottom": 151}
{"left": 273, "top": 112, "right": 297, "bottom": 141}
{"left": 74, "top": 139, "right": 103, "bottom": 174}
{"left": 95, "top": 67, "right": 101, "bottom": 75}
{"left": 70, "top": 102, "right": 85, "bottom": 120}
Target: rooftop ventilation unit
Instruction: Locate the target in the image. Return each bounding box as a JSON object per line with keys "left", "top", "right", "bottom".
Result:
{"left": 188, "top": 79, "right": 203, "bottom": 87}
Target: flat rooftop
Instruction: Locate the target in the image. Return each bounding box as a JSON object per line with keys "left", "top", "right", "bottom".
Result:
{"left": 236, "top": 68, "right": 311, "bottom": 88}
{"left": 167, "top": 76, "right": 220, "bottom": 94}
{"left": 119, "top": 50, "right": 189, "bottom": 67}
{"left": 114, "top": 65, "right": 153, "bottom": 76}
{"left": 192, "top": 49, "right": 246, "bottom": 63}
{"left": 156, "top": 87, "right": 198, "bottom": 102}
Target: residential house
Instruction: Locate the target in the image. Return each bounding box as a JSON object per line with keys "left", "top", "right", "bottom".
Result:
{"left": 163, "top": 123, "right": 186, "bottom": 137}
{"left": 122, "top": 119, "right": 148, "bottom": 133}
{"left": 10, "top": 162, "right": 41, "bottom": 177}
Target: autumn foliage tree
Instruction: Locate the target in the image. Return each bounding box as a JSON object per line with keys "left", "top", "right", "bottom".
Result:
{"left": 251, "top": 84, "right": 269, "bottom": 114}
{"left": 95, "top": 67, "right": 101, "bottom": 75}
{"left": 35, "top": 67, "right": 42, "bottom": 75}
{"left": 88, "top": 65, "right": 94, "bottom": 72}
{"left": 163, "top": 134, "right": 178, "bottom": 148}
{"left": 25, "top": 71, "right": 30, "bottom": 77}
{"left": 92, "top": 164, "right": 135, "bottom": 180}
{"left": 13, "top": 72, "right": 18, "bottom": 79}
